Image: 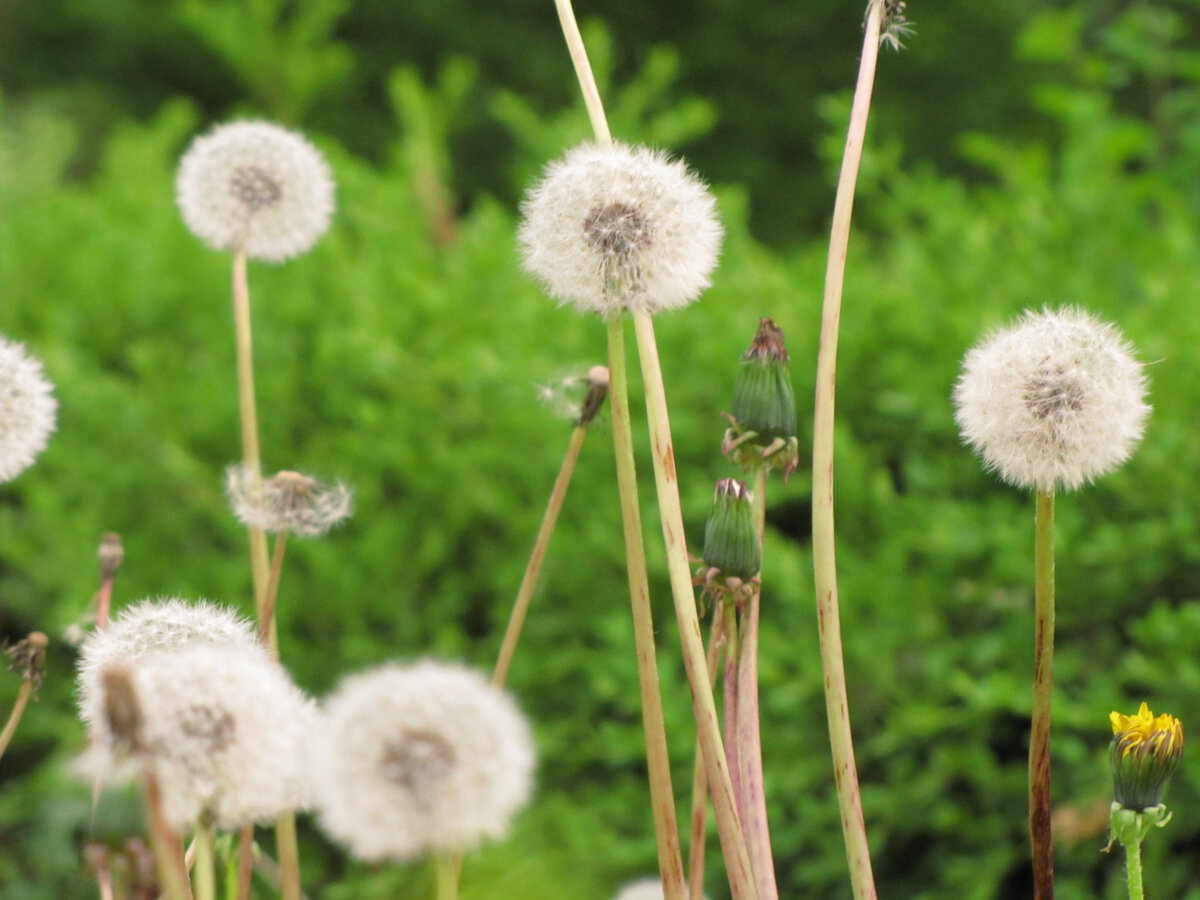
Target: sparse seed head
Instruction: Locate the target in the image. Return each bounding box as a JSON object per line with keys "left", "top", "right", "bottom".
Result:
{"left": 112, "top": 644, "right": 316, "bottom": 830}
{"left": 311, "top": 659, "right": 535, "bottom": 862}
{"left": 953, "top": 308, "right": 1150, "bottom": 493}
{"left": 176, "top": 120, "right": 335, "bottom": 263}
{"left": 519, "top": 142, "right": 723, "bottom": 317}
{"left": 225, "top": 465, "right": 353, "bottom": 537}
{"left": 77, "top": 598, "right": 264, "bottom": 741}
{"left": 0, "top": 336, "right": 57, "bottom": 483}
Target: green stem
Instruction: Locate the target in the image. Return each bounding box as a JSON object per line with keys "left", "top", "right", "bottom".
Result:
{"left": 493, "top": 422, "right": 589, "bottom": 688}
{"left": 1123, "top": 839, "right": 1144, "bottom": 900}
{"left": 809, "top": 4, "right": 884, "bottom": 899}
{"left": 259, "top": 534, "right": 289, "bottom": 652}
{"left": 193, "top": 825, "right": 216, "bottom": 900}
{"left": 0, "top": 680, "right": 32, "bottom": 762}
{"left": 552, "top": 0, "right": 613, "bottom": 146}
{"left": 1030, "top": 488, "right": 1056, "bottom": 900}
{"left": 632, "top": 308, "right": 757, "bottom": 900}
{"left": 142, "top": 769, "right": 192, "bottom": 900}
{"left": 687, "top": 611, "right": 726, "bottom": 900}
{"left": 607, "top": 317, "right": 688, "bottom": 900}
{"left": 435, "top": 854, "right": 458, "bottom": 900}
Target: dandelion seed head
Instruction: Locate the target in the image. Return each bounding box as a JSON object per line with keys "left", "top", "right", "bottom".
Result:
{"left": 121, "top": 644, "right": 316, "bottom": 830}
{"left": 615, "top": 879, "right": 706, "bottom": 900}
{"left": 519, "top": 142, "right": 722, "bottom": 316}
{"left": 953, "top": 307, "right": 1150, "bottom": 493}
{"left": 176, "top": 120, "right": 335, "bottom": 263}
{"left": 226, "top": 465, "right": 353, "bottom": 537}
{"left": 0, "top": 336, "right": 56, "bottom": 483}
{"left": 311, "top": 659, "right": 535, "bottom": 862}
{"left": 77, "top": 598, "right": 263, "bottom": 739}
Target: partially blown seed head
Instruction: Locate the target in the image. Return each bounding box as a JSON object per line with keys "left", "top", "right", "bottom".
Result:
{"left": 77, "top": 598, "right": 264, "bottom": 741}
{"left": 176, "top": 120, "right": 335, "bottom": 262}
{"left": 0, "top": 336, "right": 56, "bottom": 483}
{"left": 311, "top": 659, "right": 535, "bottom": 862}
{"left": 225, "top": 465, "right": 353, "bottom": 537}
{"left": 953, "top": 307, "right": 1150, "bottom": 493}
{"left": 519, "top": 142, "right": 722, "bottom": 317}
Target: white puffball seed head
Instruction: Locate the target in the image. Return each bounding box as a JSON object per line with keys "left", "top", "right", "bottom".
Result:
{"left": 311, "top": 659, "right": 535, "bottom": 862}
{"left": 519, "top": 142, "right": 722, "bottom": 317}
{"left": 953, "top": 307, "right": 1150, "bottom": 493}
{"left": 176, "top": 120, "right": 335, "bottom": 263}
{"left": 0, "top": 336, "right": 56, "bottom": 483}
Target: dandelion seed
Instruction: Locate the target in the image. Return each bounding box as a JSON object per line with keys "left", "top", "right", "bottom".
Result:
{"left": 225, "top": 465, "right": 353, "bottom": 537}
{"left": 110, "top": 644, "right": 316, "bottom": 830}
{"left": 953, "top": 307, "right": 1150, "bottom": 492}
{"left": 0, "top": 336, "right": 56, "bottom": 483}
{"left": 176, "top": 120, "right": 335, "bottom": 263}
{"left": 311, "top": 659, "right": 535, "bottom": 862}
{"left": 77, "top": 598, "right": 264, "bottom": 741}
{"left": 519, "top": 142, "right": 722, "bottom": 317}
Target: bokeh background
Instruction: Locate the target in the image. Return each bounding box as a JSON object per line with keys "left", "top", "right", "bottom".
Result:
{"left": 2, "top": 0, "right": 1200, "bottom": 897}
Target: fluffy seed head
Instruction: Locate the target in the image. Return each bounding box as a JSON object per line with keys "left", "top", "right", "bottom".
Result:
{"left": 953, "top": 308, "right": 1150, "bottom": 493}
{"left": 77, "top": 598, "right": 263, "bottom": 741}
{"left": 0, "top": 336, "right": 57, "bottom": 483}
{"left": 311, "top": 659, "right": 535, "bottom": 862}
{"left": 112, "top": 644, "right": 316, "bottom": 830}
{"left": 176, "top": 120, "right": 335, "bottom": 262}
{"left": 226, "top": 465, "right": 353, "bottom": 537}
{"left": 518, "top": 142, "right": 723, "bottom": 317}
{"left": 615, "top": 879, "right": 706, "bottom": 900}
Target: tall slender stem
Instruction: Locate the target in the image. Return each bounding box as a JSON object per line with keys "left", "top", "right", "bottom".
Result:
{"left": 435, "top": 855, "right": 458, "bottom": 900}
{"left": 1122, "top": 840, "right": 1144, "bottom": 900}
{"left": 1030, "top": 488, "right": 1056, "bottom": 899}
{"left": 632, "top": 308, "right": 757, "bottom": 900}
{"left": 143, "top": 770, "right": 192, "bottom": 900}
{"left": 737, "top": 464, "right": 777, "bottom": 900}
{"left": 193, "top": 826, "right": 216, "bottom": 900}
{"left": 236, "top": 825, "right": 255, "bottom": 900}
{"left": 608, "top": 317, "right": 687, "bottom": 900}
{"left": 810, "top": 3, "right": 884, "bottom": 898}
{"left": 552, "top": 0, "right": 613, "bottom": 146}
{"left": 687, "top": 611, "right": 726, "bottom": 900}
{"left": 259, "top": 535, "right": 289, "bottom": 651}
{"left": 722, "top": 601, "right": 741, "bottom": 812}
{"left": 0, "top": 681, "right": 31, "bottom": 762}
{"left": 493, "top": 422, "right": 589, "bottom": 688}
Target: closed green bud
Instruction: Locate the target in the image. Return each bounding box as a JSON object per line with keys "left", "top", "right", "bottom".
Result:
{"left": 702, "top": 478, "right": 760, "bottom": 580}
{"left": 1109, "top": 702, "right": 1184, "bottom": 812}
{"left": 730, "top": 318, "right": 796, "bottom": 442}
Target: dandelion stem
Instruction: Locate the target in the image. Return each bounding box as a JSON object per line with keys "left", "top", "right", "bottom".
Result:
{"left": 493, "top": 422, "right": 589, "bottom": 688}
{"left": 737, "top": 464, "right": 777, "bottom": 900}
{"left": 193, "top": 826, "right": 216, "bottom": 900}
{"left": 232, "top": 245, "right": 300, "bottom": 900}
{"left": 0, "top": 680, "right": 32, "bottom": 762}
{"left": 1030, "top": 488, "right": 1056, "bottom": 900}
{"left": 608, "top": 316, "right": 688, "bottom": 900}
{"left": 810, "top": 2, "right": 884, "bottom": 898}
{"left": 632, "top": 307, "right": 757, "bottom": 900}
{"left": 723, "top": 601, "right": 741, "bottom": 812}
{"left": 142, "top": 769, "right": 192, "bottom": 900}
{"left": 434, "top": 854, "right": 458, "bottom": 900}
{"left": 552, "top": 0, "right": 613, "bottom": 147}
{"left": 259, "top": 534, "right": 289, "bottom": 651}
{"left": 687, "top": 610, "right": 726, "bottom": 900}
{"left": 1122, "top": 839, "right": 1145, "bottom": 900}
{"left": 236, "top": 825, "right": 255, "bottom": 900}
{"left": 96, "top": 867, "right": 114, "bottom": 900}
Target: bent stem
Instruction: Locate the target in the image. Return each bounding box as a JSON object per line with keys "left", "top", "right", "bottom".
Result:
{"left": 608, "top": 317, "right": 687, "bottom": 900}
{"left": 493, "top": 420, "right": 591, "bottom": 688}
{"left": 0, "top": 680, "right": 32, "bottom": 762}
{"left": 1030, "top": 488, "right": 1056, "bottom": 900}
{"left": 688, "top": 611, "right": 726, "bottom": 900}
{"left": 810, "top": 2, "right": 884, "bottom": 898}
{"left": 737, "top": 464, "right": 777, "bottom": 900}
{"left": 632, "top": 308, "right": 757, "bottom": 900}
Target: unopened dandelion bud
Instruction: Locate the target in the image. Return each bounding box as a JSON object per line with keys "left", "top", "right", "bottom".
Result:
{"left": 0, "top": 335, "right": 57, "bottom": 483}
{"left": 702, "top": 478, "right": 760, "bottom": 582}
{"left": 98, "top": 533, "right": 124, "bottom": 582}
{"left": 724, "top": 318, "right": 799, "bottom": 475}
{"left": 1109, "top": 702, "right": 1183, "bottom": 813}
{"left": 225, "top": 465, "right": 353, "bottom": 537}
{"left": 954, "top": 308, "right": 1149, "bottom": 493}
{"left": 519, "top": 142, "right": 722, "bottom": 317}
{"left": 176, "top": 120, "right": 335, "bottom": 263}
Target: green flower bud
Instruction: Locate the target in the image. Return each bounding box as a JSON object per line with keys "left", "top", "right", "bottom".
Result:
{"left": 702, "top": 478, "right": 760, "bottom": 580}
{"left": 730, "top": 318, "right": 796, "bottom": 443}
{"left": 1109, "top": 702, "right": 1184, "bottom": 812}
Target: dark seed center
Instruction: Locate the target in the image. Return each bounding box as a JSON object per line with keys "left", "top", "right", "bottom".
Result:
{"left": 381, "top": 729, "right": 457, "bottom": 792}
{"left": 1023, "top": 364, "right": 1086, "bottom": 421}
{"left": 178, "top": 704, "right": 236, "bottom": 753}
{"left": 583, "top": 202, "right": 651, "bottom": 260}
{"left": 229, "top": 165, "right": 283, "bottom": 212}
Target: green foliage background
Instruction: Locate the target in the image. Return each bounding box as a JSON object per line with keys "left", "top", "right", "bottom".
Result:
{"left": 2, "top": 1, "right": 1200, "bottom": 898}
